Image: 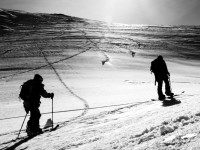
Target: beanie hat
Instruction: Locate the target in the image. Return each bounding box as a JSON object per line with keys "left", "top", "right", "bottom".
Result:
{"left": 34, "top": 74, "right": 43, "bottom": 82}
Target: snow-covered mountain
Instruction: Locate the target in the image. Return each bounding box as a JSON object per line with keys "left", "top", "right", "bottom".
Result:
{"left": 0, "top": 9, "right": 200, "bottom": 150}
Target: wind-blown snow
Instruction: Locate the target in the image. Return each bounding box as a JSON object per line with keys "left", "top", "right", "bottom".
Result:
{"left": 0, "top": 9, "right": 200, "bottom": 150}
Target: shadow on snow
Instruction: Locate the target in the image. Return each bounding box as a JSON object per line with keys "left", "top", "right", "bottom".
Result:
{"left": 162, "top": 97, "right": 181, "bottom": 107}
{"left": 2, "top": 136, "right": 35, "bottom": 150}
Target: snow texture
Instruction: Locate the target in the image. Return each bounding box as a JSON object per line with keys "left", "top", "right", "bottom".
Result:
{"left": 0, "top": 9, "right": 200, "bottom": 150}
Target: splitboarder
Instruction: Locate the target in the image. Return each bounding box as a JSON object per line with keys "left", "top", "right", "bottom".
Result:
{"left": 150, "top": 55, "right": 174, "bottom": 100}
{"left": 19, "top": 74, "right": 54, "bottom": 137}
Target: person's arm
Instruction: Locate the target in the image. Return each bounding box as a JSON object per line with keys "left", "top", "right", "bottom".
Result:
{"left": 164, "top": 61, "right": 170, "bottom": 76}
{"left": 41, "top": 84, "right": 54, "bottom": 99}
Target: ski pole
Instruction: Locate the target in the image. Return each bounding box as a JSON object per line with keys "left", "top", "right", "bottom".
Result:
{"left": 52, "top": 98, "right": 53, "bottom": 128}
{"left": 169, "top": 75, "right": 172, "bottom": 92}
{"left": 16, "top": 113, "right": 28, "bottom": 139}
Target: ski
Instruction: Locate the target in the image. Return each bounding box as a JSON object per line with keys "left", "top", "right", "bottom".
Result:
{"left": 26, "top": 124, "right": 59, "bottom": 138}
{"left": 43, "top": 124, "right": 59, "bottom": 132}
{"left": 151, "top": 91, "right": 185, "bottom": 101}
{"left": 151, "top": 97, "right": 181, "bottom": 106}
{"left": 50, "top": 124, "right": 59, "bottom": 131}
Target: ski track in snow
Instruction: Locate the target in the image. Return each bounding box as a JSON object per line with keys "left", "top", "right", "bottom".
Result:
{"left": 1, "top": 9, "right": 200, "bottom": 150}
{"left": 1, "top": 94, "right": 200, "bottom": 150}
{"left": 0, "top": 18, "right": 119, "bottom": 131}
{"left": 34, "top": 23, "right": 91, "bottom": 126}
{"left": 0, "top": 17, "right": 137, "bottom": 128}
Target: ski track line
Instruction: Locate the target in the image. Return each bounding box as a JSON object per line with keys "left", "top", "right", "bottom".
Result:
{"left": 104, "top": 24, "right": 138, "bottom": 57}
{"left": 0, "top": 21, "right": 110, "bottom": 125}
{"left": 0, "top": 93, "right": 197, "bottom": 137}
{"left": 0, "top": 23, "right": 92, "bottom": 136}
{"left": 0, "top": 22, "right": 100, "bottom": 80}
{"left": 0, "top": 22, "right": 92, "bottom": 130}
{"left": 1, "top": 19, "right": 188, "bottom": 127}
{"left": 75, "top": 27, "right": 109, "bottom": 62}
{"left": 0, "top": 102, "right": 138, "bottom": 136}
{"left": 33, "top": 20, "right": 117, "bottom": 124}
{"left": 0, "top": 49, "right": 90, "bottom": 80}
{"left": 34, "top": 26, "right": 90, "bottom": 126}
{"left": 0, "top": 28, "right": 41, "bottom": 57}
{"left": 0, "top": 100, "right": 153, "bottom": 150}
{"left": 1, "top": 95, "right": 198, "bottom": 150}
{"left": 41, "top": 50, "right": 89, "bottom": 123}
{"left": 0, "top": 22, "right": 138, "bottom": 80}
{"left": 0, "top": 99, "right": 156, "bottom": 138}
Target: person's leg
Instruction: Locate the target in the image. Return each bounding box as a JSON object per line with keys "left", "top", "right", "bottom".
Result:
{"left": 26, "top": 109, "right": 35, "bottom": 136}
{"left": 27, "top": 108, "right": 41, "bottom": 134}
{"left": 35, "top": 108, "right": 42, "bottom": 132}
{"left": 32, "top": 108, "right": 41, "bottom": 132}
{"left": 164, "top": 76, "right": 173, "bottom": 96}
{"left": 157, "top": 79, "right": 165, "bottom": 100}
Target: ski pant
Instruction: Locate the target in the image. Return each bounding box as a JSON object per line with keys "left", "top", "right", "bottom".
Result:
{"left": 27, "top": 107, "right": 41, "bottom": 132}
{"left": 156, "top": 75, "right": 171, "bottom": 97}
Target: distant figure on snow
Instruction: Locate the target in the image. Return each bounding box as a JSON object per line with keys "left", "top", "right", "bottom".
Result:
{"left": 150, "top": 55, "right": 174, "bottom": 100}
{"left": 19, "top": 74, "right": 54, "bottom": 136}
{"left": 131, "top": 50, "right": 136, "bottom": 57}
{"left": 102, "top": 55, "right": 110, "bottom": 65}
{"left": 137, "top": 42, "right": 141, "bottom": 48}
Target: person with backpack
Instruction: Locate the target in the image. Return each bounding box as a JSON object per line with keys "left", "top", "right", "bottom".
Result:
{"left": 19, "top": 74, "right": 54, "bottom": 136}
{"left": 150, "top": 55, "right": 174, "bottom": 100}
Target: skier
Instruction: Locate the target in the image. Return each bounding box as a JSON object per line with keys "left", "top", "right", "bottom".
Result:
{"left": 150, "top": 55, "right": 174, "bottom": 100}
{"left": 20, "top": 74, "right": 54, "bottom": 136}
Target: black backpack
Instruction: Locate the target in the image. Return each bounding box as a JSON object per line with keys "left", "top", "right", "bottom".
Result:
{"left": 150, "top": 59, "right": 157, "bottom": 73}
{"left": 19, "top": 80, "right": 33, "bottom": 101}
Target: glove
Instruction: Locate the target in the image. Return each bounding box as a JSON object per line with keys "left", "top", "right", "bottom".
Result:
{"left": 50, "top": 93, "right": 54, "bottom": 99}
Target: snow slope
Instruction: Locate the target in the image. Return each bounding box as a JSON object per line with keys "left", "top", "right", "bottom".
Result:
{"left": 0, "top": 9, "right": 200, "bottom": 150}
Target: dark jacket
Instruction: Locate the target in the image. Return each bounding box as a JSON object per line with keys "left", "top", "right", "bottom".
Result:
{"left": 151, "top": 57, "right": 169, "bottom": 81}
{"left": 24, "top": 79, "right": 51, "bottom": 109}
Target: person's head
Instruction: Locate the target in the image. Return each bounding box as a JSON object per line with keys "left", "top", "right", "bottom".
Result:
{"left": 157, "top": 55, "right": 163, "bottom": 60}
{"left": 34, "top": 74, "right": 43, "bottom": 83}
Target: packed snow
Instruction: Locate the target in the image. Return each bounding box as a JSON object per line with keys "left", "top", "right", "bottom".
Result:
{"left": 0, "top": 9, "right": 200, "bottom": 150}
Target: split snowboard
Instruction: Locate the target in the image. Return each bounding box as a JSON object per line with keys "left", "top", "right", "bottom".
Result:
{"left": 151, "top": 92, "right": 184, "bottom": 102}
{"left": 26, "top": 124, "right": 59, "bottom": 138}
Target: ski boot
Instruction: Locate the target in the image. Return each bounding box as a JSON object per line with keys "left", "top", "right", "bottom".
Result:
{"left": 26, "top": 126, "right": 42, "bottom": 137}
{"left": 166, "top": 92, "right": 174, "bottom": 97}
{"left": 159, "top": 94, "right": 166, "bottom": 100}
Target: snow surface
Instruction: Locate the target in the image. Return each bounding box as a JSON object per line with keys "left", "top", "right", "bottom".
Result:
{"left": 0, "top": 9, "right": 200, "bottom": 150}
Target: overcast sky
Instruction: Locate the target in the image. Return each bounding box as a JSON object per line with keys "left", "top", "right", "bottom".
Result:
{"left": 0, "top": 0, "right": 200, "bottom": 25}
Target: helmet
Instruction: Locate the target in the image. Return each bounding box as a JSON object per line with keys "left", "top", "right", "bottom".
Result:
{"left": 34, "top": 74, "right": 43, "bottom": 82}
